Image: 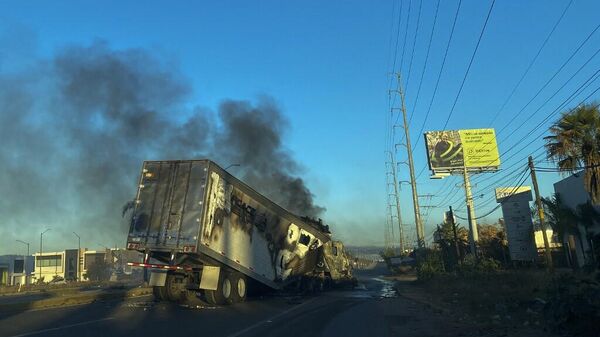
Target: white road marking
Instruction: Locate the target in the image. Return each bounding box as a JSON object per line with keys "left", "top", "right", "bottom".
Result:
{"left": 226, "top": 297, "right": 320, "bottom": 337}
{"left": 7, "top": 317, "right": 115, "bottom": 337}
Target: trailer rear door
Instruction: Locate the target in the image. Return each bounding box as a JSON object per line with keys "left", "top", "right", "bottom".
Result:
{"left": 128, "top": 161, "right": 208, "bottom": 251}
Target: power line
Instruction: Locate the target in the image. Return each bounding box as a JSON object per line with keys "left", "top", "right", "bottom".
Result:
{"left": 408, "top": 0, "right": 441, "bottom": 128}
{"left": 454, "top": 167, "right": 530, "bottom": 221}
{"left": 388, "top": 0, "right": 405, "bottom": 91}
{"left": 449, "top": 74, "right": 600, "bottom": 198}
{"left": 496, "top": 22, "right": 600, "bottom": 136}
{"left": 398, "top": 0, "right": 414, "bottom": 78}
{"left": 487, "top": 0, "right": 574, "bottom": 125}
{"left": 431, "top": 4, "right": 598, "bottom": 198}
{"left": 497, "top": 61, "right": 600, "bottom": 148}
{"left": 442, "top": 82, "right": 600, "bottom": 209}
{"left": 404, "top": 0, "right": 423, "bottom": 96}
{"left": 441, "top": 0, "right": 497, "bottom": 130}
{"left": 446, "top": 164, "right": 529, "bottom": 210}
{"left": 412, "top": 0, "right": 463, "bottom": 150}
{"left": 444, "top": 60, "right": 600, "bottom": 189}
{"left": 385, "top": 0, "right": 399, "bottom": 76}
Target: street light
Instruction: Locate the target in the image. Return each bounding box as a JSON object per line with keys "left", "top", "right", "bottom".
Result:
{"left": 16, "top": 240, "right": 30, "bottom": 256}
{"left": 16, "top": 240, "right": 31, "bottom": 281}
{"left": 39, "top": 229, "right": 51, "bottom": 282}
{"left": 224, "top": 163, "right": 240, "bottom": 171}
{"left": 73, "top": 232, "right": 81, "bottom": 282}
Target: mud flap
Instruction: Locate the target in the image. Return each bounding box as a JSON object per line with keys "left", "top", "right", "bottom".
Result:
{"left": 149, "top": 270, "right": 167, "bottom": 287}
{"left": 199, "top": 266, "right": 220, "bottom": 290}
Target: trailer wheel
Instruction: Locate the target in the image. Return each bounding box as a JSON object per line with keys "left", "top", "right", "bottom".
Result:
{"left": 205, "top": 272, "right": 233, "bottom": 305}
{"left": 230, "top": 273, "right": 247, "bottom": 303}
{"left": 164, "top": 273, "right": 186, "bottom": 302}
{"left": 221, "top": 276, "right": 233, "bottom": 303}
{"left": 182, "top": 290, "right": 204, "bottom": 305}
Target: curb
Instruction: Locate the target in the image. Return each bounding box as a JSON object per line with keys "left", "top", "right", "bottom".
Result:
{"left": 0, "top": 288, "right": 152, "bottom": 314}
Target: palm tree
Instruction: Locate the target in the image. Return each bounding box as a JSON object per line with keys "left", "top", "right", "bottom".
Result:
{"left": 576, "top": 201, "right": 600, "bottom": 265}
{"left": 540, "top": 195, "right": 578, "bottom": 239}
{"left": 541, "top": 195, "right": 580, "bottom": 266}
{"left": 545, "top": 103, "right": 600, "bottom": 204}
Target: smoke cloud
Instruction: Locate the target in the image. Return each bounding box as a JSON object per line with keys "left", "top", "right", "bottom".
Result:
{"left": 0, "top": 41, "right": 323, "bottom": 251}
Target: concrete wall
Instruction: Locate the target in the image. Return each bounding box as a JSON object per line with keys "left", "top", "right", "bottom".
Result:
{"left": 553, "top": 173, "right": 600, "bottom": 267}
{"left": 0, "top": 255, "right": 35, "bottom": 286}
{"left": 33, "top": 249, "right": 78, "bottom": 283}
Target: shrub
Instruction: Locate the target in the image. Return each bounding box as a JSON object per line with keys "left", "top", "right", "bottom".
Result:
{"left": 456, "top": 255, "right": 501, "bottom": 278}
{"left": 544, "top": 273, "right": 600, "bottom": 336}
{"left": 416, "top": 249, "right": 445, "bottom": 281}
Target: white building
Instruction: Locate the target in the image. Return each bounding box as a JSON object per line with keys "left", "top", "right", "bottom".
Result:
{"left": 33, "top": 250, "right": 78, "bottom": 283}
{"left": 81, "top": 249, "right": 143, "bottom": 281}
{"left": 0, "top": 255, "right": 34, "bottom": 286}
{"left": 534, "top": 229, "right": 561, "bottom": 249}
{"left": 553, "top": 173, "right": 600, "bottom": 268}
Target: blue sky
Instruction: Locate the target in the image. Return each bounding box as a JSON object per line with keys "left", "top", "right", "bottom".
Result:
{"left": 1, "top": 0, "right": 600, "bottom": 251}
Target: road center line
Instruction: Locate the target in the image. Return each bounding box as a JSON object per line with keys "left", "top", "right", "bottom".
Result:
{"left": 227, "top": 297, "right": 320, "bottom": 337}
{"left": 7, "top": 317, "right": 115, "bottom": 337}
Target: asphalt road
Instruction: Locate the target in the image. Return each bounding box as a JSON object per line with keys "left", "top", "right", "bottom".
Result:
{"left": 0, "top": 264, "right": 472, "bottom": 337}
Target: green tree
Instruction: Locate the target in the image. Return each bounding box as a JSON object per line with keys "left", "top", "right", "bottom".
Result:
{"left": 84, "top": 259, "right": 111, "bottom": 281}
{"left": 477, "top": 224, "right": 508, "bottom": 263}
{"left": 542, "top": 194, "right": 582, "bottom": 267}
{"left": 541, "top": 195, "right": 578, "bottom": 240}
{"left": 545, "top": 103, "right": 600, "bottom": 204}
{"left": 576, "top": 201, "right": 600, "bottom": 266}
{"left": 433, "top": 221, "right": 469, "bottom": 269}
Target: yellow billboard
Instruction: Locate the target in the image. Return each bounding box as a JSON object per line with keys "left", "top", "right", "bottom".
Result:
{"left": 424, "top": 128, "right": 500, "bottom": 172}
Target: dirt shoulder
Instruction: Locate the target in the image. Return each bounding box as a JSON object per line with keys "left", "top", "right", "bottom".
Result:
{"left": 0, "top": 286, "right": 152, "bottom": 314}
{"left": 388, "top": 272, "right": 565, "bottom": 337}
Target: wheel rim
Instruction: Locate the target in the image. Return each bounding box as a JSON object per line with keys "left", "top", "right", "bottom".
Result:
{"left": 237, "top": 278, "right": 246, "bottom": 298}
{"left": 222, "top": 278, "right": 232, "bottom": 299}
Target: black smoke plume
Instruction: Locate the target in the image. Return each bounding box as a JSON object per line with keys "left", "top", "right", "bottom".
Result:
{"left": 0, "top": 41, "right": 323, "bottom": 250}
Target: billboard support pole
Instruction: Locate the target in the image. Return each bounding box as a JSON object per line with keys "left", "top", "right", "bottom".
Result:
{"left": 528, "top": 156, "right": 554, "bottom": 273}
{"left": 396, "top": 74, "right": 425, "bottom": 248}
{"left": 462, "top": 166, "right": 479, "bottom": 258}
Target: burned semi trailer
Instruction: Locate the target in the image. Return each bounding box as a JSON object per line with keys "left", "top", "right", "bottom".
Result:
{"left": 125, "top": 160, "right": 331, "bottom": 304}
{"left": 319, "top": 240, "right": 355, "bottom": 288}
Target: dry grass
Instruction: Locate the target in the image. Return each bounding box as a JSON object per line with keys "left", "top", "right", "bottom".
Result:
{"left": 395, "top": 269, "right": 557, "bottom": 332}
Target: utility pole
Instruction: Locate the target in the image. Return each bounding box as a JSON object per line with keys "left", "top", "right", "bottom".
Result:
{"left": 396, "top": 74, "right": 425, "bottom": 248}
{"left": 16, "top": 240, "right": 30, "bottom": 256}
{"left": 73, "top": 232, "right": 81, "bottom": 282}
{"left": 462, "top": 166, "right": 478, "bottom": 257}
{"left": 39, "top": 229, "right": 51, "bottom": 282}
{"left": 16, "top": 240, "right": 30, "bottom": 279}
{"left": 385, "top": 202, "right": 397, "bottom": 252}
{"left": 528, "top": 156, "right": 554, "bottom": 272}
{"left": 448, "top": 206, "right": 460, "bottom": 263}
{"left": 385, "top": 170, "right": 397, "bottom": 253}
{"left": 387, "top": 152, "right": 405, "bottom": 254}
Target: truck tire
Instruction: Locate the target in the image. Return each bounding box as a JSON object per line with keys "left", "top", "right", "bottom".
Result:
{"left": 182, "top": 290, "right": 204, "bottom": 305}
{"left": 230, "top": 273, "right": 247, "bottom": 303}
{"left": 164, "top": 272, "right": 186, "bottom": 302}
{"left": 205, "top": 272, "right": 234, "bottom": 305}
